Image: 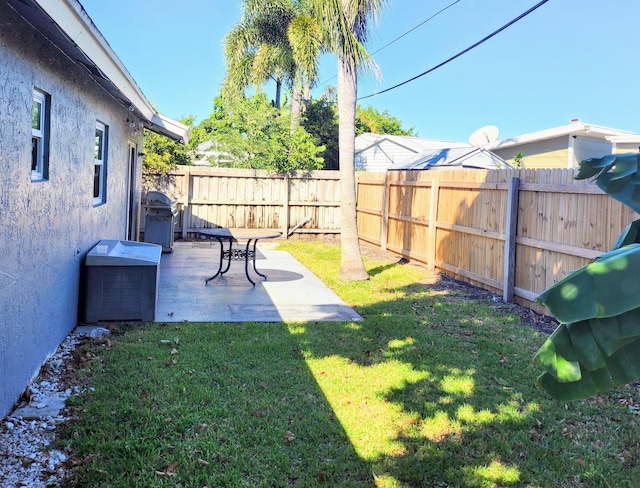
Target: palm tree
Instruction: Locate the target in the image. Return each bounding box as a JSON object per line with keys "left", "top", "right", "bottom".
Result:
{"left": 223, "top": 0, "right": 321, "bottom": 132}
{"left": 223, "top": 0, "right": 294, "bottom": 109}
{"left": 287, "top": 6, "right": 322, "bottom": 129}
{"left": 312, "top": 0, "right": 387, "bottom": 281}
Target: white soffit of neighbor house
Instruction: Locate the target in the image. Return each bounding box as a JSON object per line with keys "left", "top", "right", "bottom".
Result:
{"left": 486, "top": 120, "right": 636, "bottom": 151}
{"left": 607, "top": 135, "right": 640, "bottom": 144}
{"left": 11, "top": 0, "right": 189, "bottom": 143}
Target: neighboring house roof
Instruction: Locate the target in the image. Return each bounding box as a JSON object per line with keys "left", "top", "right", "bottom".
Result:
{"left": 356, "top": 132, "right": 468, "bottom": 154}
{"left": 486, "top": 119, "right": 634, "bottom": 151}
{"left": 608, "top": 135, "right": 640, "bottom": 144}
{"left": 193, "top": 140, "right": 235, "bottom": 166}
{"left": 390, "top": 147, "right": 512, "bottom": 171}
{"left": 8, "top": 0, "right": 189, "bottom": 143}
{"left": 355, "top": 133, "right": 471, "bottom": 171}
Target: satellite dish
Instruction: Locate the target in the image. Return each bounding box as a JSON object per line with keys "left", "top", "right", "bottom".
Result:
{"left": 469, "top": 125, "right": 499, "bottom": 146}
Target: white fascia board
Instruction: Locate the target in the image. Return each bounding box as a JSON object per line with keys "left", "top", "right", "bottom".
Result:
{"left": 488, "top": 123, "right": 636, "bottom": 150}
{"left": 35, "top": 0, "right": 155, "bottom": 119}
{"left": 607, "top": 135, "right": 640, "bottom": 143}
{"left": 34, "top": 0, "right": 188, "bottom": 142}
{"left": 354, "top": 133, "right": 380, "bottom": 150}
{"left": 150, "top": 113, "right": 190, "bottom": 145}
{"left": 374, "top": 137, "right": 431, "bottom": 154}
{"left": 385, "top": 135, "right": 459, "bottom": 153}
{"left": 384, "top": 135, "right": 423, "bottom": 152}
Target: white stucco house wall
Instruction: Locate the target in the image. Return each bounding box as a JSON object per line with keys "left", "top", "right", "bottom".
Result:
{"left": 354, "top": 133, "right": 470, "bottom": 171}
{"left": 0, "top": 0, "right": 189, "bottom": 419}
{"left": 486, "top": 119, "right": 636, "bottom": 169}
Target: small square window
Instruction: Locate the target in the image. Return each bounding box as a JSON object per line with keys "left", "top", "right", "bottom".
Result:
{"left": 31, "top": 89, "right": 50, "bottom": 181}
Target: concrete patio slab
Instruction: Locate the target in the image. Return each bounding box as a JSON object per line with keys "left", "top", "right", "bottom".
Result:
{"left": 155, "top": 242, "right": 362, "bottom": 323}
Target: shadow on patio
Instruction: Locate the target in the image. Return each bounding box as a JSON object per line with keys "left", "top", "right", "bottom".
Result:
{"left": 155, "top": 241, "right": 362, "bottom": 323}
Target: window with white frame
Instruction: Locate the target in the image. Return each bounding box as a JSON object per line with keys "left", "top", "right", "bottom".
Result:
{"left": 93, "top": 122, "right": 107, "bottom": 205}
{"left": 31, "top": 89, "right": 50, "bottom": 181}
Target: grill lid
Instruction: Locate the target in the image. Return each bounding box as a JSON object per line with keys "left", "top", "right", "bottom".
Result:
{"left": 146, "top": 191, "right": 176, "bottom": 207}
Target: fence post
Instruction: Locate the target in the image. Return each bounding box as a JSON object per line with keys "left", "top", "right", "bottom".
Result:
{"left": 427, "top": 180, "right": 439, "bottom": 271}
{"left": 503, "top": 176, "right": 520, "bottom": 302}
{"left": 380, "top": 172, "right": 390, "bottom": 251}
{"left": 182, "top": 204, "right": 191, "bottom": 239}
{"left": 283, "top": 173, "right": 290, "bottom": 238}
{"left": 181, "top": 167, "right": 190, "bottom": 239}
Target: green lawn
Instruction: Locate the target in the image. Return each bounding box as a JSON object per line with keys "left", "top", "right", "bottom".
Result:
{"left": 60, "top": 241, "right": 640, "bottom": 487}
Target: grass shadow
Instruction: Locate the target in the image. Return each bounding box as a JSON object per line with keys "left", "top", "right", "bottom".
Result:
{"left": 367, "top": 258, "right": 410, "bottom": 278}
{"left": 287, "top": 270, "right": 640, "bottom": 487}
{"left": 60, "top": 322, "right": 374, "bottom": 487}
{"left": 61, "top": 241, "right": 640, "bottom": 487}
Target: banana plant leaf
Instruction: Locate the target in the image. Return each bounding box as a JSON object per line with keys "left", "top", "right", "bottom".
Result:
{"left": 534, "top": 154, "right": 640, "bottom": 401}
{"left": 535, "top": 243, "right": 640, "bottom": 324}
{"left": 534, "top": 315, "right": 640, "bottom": 401}
{"left": 576, "top": 153, "right": 640, "bottom": 214}
{"left": 612, "top": 219, "right": 640, "bottom": 250}
{"left": 534, "top": 307, "right": 640, "bottom": 380}
{"left": 534, "top": 247, "right": 640, "bottom": 400}
{"left": 536, "top": 337, "right": 640, "bottom": 402}
{"left": 574, "top": 153, "right": 617, "bottom": 179}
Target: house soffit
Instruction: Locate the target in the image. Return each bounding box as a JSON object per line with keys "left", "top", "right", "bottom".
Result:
{"left": 488, "top": 122, "right": 635, "bottom": 151}
{"left": 8, "top": 0, "right": 188, "bottom": 143}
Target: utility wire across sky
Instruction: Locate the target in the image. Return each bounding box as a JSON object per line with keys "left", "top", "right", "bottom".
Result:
{"left": 357, "top": 0, "right": 550, "bottom": 100}
{"left": 317, "top": 0, "right": 462, "bottom": 88}
{"left": 369, "top": 0, "right": 462, "bottom": 56}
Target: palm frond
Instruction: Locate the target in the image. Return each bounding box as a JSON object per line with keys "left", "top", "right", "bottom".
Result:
{"left": 288, "top": 15, "right": 322, "bottom": 86}
{"left": 312, "top": 0, "right": 384, "bottom": 75}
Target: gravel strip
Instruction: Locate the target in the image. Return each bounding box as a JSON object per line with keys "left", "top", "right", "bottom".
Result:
{"left": 0, "top": 330, "right": 84, "bottom": 488}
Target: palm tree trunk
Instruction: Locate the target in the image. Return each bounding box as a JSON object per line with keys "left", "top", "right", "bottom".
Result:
{"left": 303, "top": 83, "right": 311, "bottom": 107}
{"left": 337, "top": 53, "right": 369, "bottom": 281}
{"left": 274, "top": 77, "right": 282, "bottom": 108}
{"left": 290, "top": 78, "right": 302, "bottom": 133}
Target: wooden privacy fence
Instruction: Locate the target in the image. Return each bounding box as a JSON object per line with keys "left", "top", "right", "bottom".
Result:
{"left": 356, "top": 168, "right": 638, "bottom": 314}
{"left": 142, "top": 166, "right": 341, "bottom": 238}
{"left": 144, "top": 166, "right": 638, "bottom": 314}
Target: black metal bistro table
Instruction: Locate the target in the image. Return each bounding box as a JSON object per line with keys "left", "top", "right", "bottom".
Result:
{"left": 198, "top": 228, "right": 282, "bottom": 286}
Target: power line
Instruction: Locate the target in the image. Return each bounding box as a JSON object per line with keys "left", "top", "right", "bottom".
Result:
{"left": 317, "top": 0, "right": 463, "bottom": 88}
{"left": 357, "top": 0, "right": 550, "bottom": 101}
{"left": 370, "top": 0, "right": 461, "bottom": 56}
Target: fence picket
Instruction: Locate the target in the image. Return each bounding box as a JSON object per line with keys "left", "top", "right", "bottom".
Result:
{"left": 143, "top": 166, "right": 637, "bottom": 315}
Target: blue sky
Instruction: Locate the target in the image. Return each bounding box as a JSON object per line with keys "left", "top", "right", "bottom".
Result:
{"left": 82, "top": 0, "right": 640, "bottom": 143}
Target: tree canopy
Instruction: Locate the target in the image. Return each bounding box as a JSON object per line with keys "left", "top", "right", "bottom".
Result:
{"left": 142, "top": 96, "right": 413, "bottom": 175}
{"left": 144, "top": 0, "right": 417, "bottom": 176}
{"left": 222, "top": 0, "right": 322, "bottom": 132}
{"left": 190, "top": 94, "right": 324, "bottom": 173}
{"left": 356, "top": 104, "right": 416, "bottom": 136}
{"left": 301, "top": 98, "right": 339, "bottom": 170}
{"left": 142, "top": 127, "right": 191, "bottom": 174}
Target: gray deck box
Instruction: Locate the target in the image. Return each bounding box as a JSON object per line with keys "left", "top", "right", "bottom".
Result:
{"left": 84, "top": 240, "right": 162, "bottom": 322}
